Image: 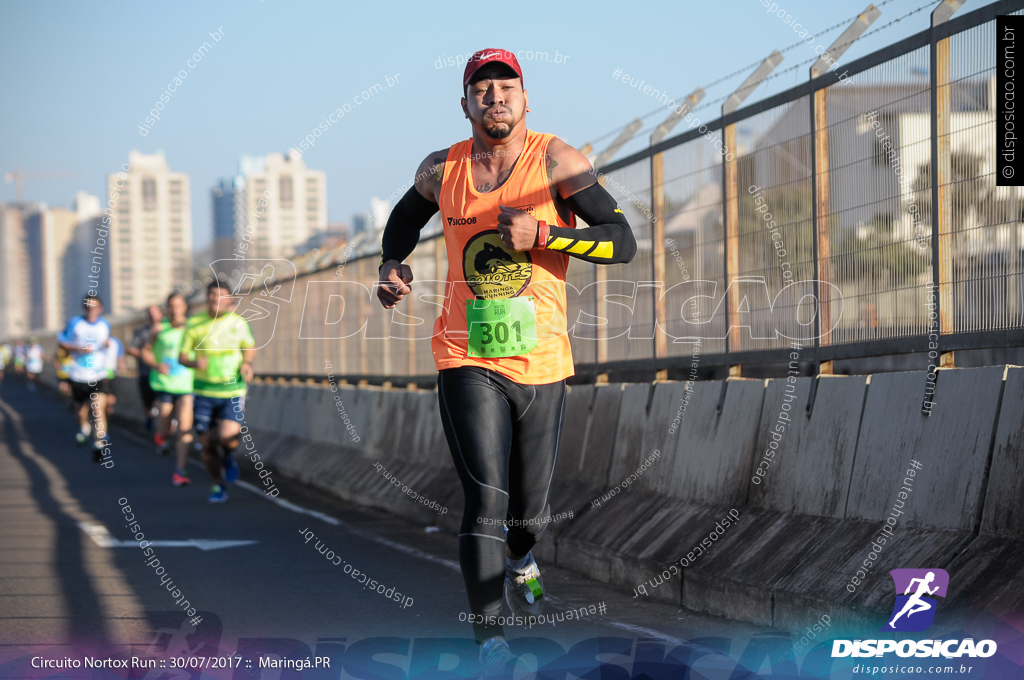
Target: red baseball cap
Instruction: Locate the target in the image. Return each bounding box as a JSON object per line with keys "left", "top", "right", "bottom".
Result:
{"left": 463, "top": 49, "right": 523, "bottom": 88}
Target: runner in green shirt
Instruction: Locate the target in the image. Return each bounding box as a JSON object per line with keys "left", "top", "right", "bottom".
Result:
{"left": 143, "top": 291, "right": 195, "bottom": 487}
{"left": 179, "top": 280, "right": 257, "bottom": 504}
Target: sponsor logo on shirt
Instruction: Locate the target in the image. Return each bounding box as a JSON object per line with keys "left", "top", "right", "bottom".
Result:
{"left": 462, "top": 231, "right": 532, "bottom": 299}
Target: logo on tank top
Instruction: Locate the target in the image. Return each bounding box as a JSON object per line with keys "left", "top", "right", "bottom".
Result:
{"left": 462, "top": 231, "right": 532, "bottom": 299}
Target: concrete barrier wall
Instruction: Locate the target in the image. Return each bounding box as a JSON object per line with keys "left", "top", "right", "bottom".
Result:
{"left": 682, "top": 375, "right": 870, "bottom": 623}
{"left": 99, "top": 364, "right": 1024, "bottom": 631}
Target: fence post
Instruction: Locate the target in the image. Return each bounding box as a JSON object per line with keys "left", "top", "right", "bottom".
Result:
{"left": 723, "top": 122, "right": 741, "bottom": 377}
{"left": 651, "top": 151, "right": 667, "bottom": 362}
{"left": 931, "top": 0, "right": 964, "bottom": 368}
{"left": 595, "top": 176, "right": 609, "bottom": 367}
{"left": 808, "top": 5, "right": 880, "bottom": 374}
{"left": 320, "top": 276, "right": 330, "bottom": 377}
{"left": 811, "top": 85, "right": 833, "bottom": 371}
{"left": 721, "top": 51, "right": 784, "bottom": 377}
{"left": 407, "top": 253, "right": 417, "bottom": 376}
{"left": 359, "top": 258, "right": 369, "bottom": 376}
{"left": 650, "top": 89, "right": 704, "bottom": 365}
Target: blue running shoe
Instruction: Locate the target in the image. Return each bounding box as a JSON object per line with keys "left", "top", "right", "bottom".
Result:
{"left": 479, "top": 637, "right": 517, "bottom": 677}
{"left": 208, "top": 485, "right": 228, "bottom": 503}
{"left": 222, "top": 453, "right": 239, "bottom": 483}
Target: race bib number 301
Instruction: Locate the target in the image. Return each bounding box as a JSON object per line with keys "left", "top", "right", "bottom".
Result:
{"left": 466, "top": 297, "right": 538, "bottom": 358}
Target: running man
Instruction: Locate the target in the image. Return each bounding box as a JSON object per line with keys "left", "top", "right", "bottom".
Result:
{"left": 103, "top": 333, "right": 126, "bottom": 417}
{"left": 12, "top": 340, "right": 25, "bottom": 376}
{"left": 377, "top": 48, "right": 636, "bottom": 669}
{"left": 0, "top": 343, "right": 9, "bottom": 386}
{"left": 57, "top": 294, "right": 113, "bottom": 461}
{"left": 24, "top": 339, "right": 44, "bottom": 392}
{"left": 889, "top": 571, "right": 940, "bottom": 628}
{"left": 54, "top": 346, "right": 73, "bottom": 401}
{"left": 127, "top": 305, "right": 164, "bottom": 431}
{"left": 179, "top": 280, "right": 256, "bottom": 504}
{"left": 143, "top": 292, "right": 195, "bottom": 486}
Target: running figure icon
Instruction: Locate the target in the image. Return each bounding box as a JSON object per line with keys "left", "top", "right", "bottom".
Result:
{"left": 888, "top": 571, "right": 939, "bottom": 628}
{"left": 882, "top": 568, "right": 949, "bottom": 632}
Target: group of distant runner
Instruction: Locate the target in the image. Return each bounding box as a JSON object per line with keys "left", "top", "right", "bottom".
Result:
{"left": 0, "top": 338, "right": 46, "bottom": 391}
{"left": 6, "top": 279, "right": 256, "bottom": 504}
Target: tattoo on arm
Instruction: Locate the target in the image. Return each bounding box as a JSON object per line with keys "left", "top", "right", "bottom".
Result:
{"left": 432, "top": 158, "right": 445, "bottom": 189}
{"left": 546, "top": 154, "right": 558, "bottom": 183}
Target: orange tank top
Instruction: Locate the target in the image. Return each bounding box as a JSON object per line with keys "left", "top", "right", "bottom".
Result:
{"left": 432, "top": 130, "right": 575, "bottom": 384}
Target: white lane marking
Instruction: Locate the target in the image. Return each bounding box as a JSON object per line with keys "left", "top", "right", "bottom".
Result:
{"left": 229, "top": 474, "right": 461, "bottom": 571}
{"left": 167, "top": 439, "right": 684, "bottom": 644}
{"left": 235, "top": 480, "right": 340, "bottom": 525}
{"left": 229, "top": 472, "right": 684, "bottom": 645}
{"left": 79, "top": 522, "right": 258, "bottom": 551}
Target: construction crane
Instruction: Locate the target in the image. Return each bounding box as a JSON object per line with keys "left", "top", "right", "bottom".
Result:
{"left": 3, "top": 167, "right": 75, "bottom": 202}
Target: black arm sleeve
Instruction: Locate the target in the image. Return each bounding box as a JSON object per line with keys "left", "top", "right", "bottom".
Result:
{"left": 545, "top": 183, "right": 637, "bottom": 264}
{"left": 379, "top": 187, "right": 439, "bottom": 268}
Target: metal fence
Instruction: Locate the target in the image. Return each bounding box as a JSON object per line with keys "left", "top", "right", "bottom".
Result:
{"left": 50, "top": 1, "right": 1024, "bottom": 383}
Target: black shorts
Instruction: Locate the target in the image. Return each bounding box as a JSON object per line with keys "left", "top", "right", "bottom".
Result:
{"left": 154, "top": 390, "right": 189, "bottom": 405}
{"left": 69, "top": 380, "right": 110, "bottom": 404}
{"left": 138, "top": 373, "right": 156, "bottom": 409}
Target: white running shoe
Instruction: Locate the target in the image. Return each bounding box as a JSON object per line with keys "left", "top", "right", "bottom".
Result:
{"left": 504, "top": 551, "right": 545, "bottom": 617}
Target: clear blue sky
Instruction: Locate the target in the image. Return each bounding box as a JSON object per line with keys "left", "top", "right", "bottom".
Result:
{"left": 1, "top": 0, "right": 971, "bottom": 250}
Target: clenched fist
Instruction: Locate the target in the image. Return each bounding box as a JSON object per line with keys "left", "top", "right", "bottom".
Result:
{"left": 496, "top": 205, "right": 540, "bottom": 252}
{"left": 378, "top": 260, "right": 414, "bottom": 308}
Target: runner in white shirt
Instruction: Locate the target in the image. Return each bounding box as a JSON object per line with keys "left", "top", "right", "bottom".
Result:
{"left": 57, "top": 294, "right": 113, "bottom": 461}
{"left": 25, "top": 339, "right": 44, "bottom": 392}
{"left": 0, "top": 344, "right": 10, "bottom": 386}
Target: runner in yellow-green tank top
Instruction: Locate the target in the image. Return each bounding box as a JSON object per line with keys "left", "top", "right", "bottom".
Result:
{"left": 178, "top": 280, "right": 257, "bottom": 504}
{"left": 143, "top": 291, "right": 195, "bottom": 487}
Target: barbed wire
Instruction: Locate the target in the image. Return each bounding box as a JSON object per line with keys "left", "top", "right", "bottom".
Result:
{"left": 759, "top": 0, "right": 942, "bottom": 85}
{"left": 585, "top": 0, "right": 940, "bottom": 155}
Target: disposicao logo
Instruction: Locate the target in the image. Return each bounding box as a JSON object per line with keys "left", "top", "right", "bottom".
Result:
{"left": 831, "top": 568, "right": 997, "bottom": 659}
{"left": 883, "top": 568, "right": 948, "bottom": 632}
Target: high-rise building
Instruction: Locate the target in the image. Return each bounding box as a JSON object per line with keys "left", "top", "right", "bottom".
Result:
{"left": 211, "top": 176, "right": 245, "bottom": 262}
{"left": 212, "top": 153, "right": 327, "bottom": 261}
{"left": 24, "top": 203, "right": 79, "bottom": 331}
{"left": 107, "top": 151, "right": 192, "bottom": 315}
{"left": 63, "top": 192, "right": 108, "bottom": 322}
{"left": 351, "top": 196, "right": 391, "bottom": 237}
{"left": 0, "top": 204, "right": 30, "bottom": 339}
{"left": 0, "top": 193, "right": 110, "bottom": 338}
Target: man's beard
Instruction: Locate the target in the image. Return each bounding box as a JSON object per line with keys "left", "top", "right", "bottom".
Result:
{"left": 481, "top": 107, "right": 515, "bottom": 139}
{"left": 484, "top": 123, "right": 512, "bottom": 139}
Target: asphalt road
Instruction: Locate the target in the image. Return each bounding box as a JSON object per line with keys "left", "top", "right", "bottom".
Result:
{"left": 0, "top": 377, "right": 773, "bottom": 677}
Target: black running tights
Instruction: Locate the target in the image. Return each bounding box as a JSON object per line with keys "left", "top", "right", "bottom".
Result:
{"left": 437, "top": 366, "right": 566, "bottom": 643}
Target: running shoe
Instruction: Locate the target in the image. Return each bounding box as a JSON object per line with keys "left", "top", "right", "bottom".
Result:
{"left": 75, "top": 432, "right": 88, "bottom": 446}
{"left": 208, "top": 485, "right": 228, "bottom": 503}
{"left": 154, "top": 433, "right": 165, "bottom": 447}
{"left": 222, "top": 452, "right": 239, "bottom": 483}
{"left": 172, "top": 470, "right": 191, "bottom": 486}
{"left": 504, "top": 552, "right": 545, "bottom": 617}
{"left": 479, "top": 637, "right": 517, "bottom": 677}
